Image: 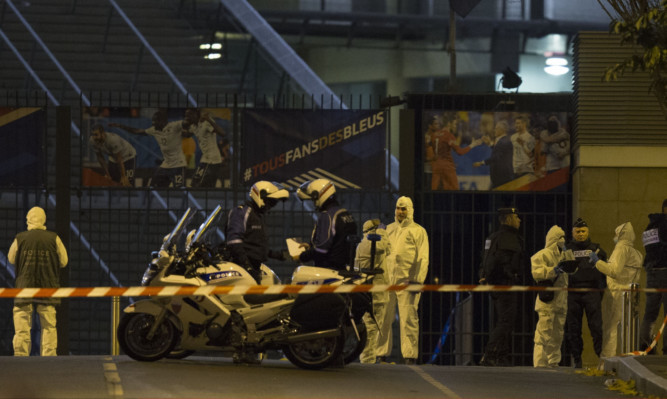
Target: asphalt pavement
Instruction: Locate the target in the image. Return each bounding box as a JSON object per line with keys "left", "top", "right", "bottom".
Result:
{"left": 0, "top": 355, "right": 664, "bottom": 398}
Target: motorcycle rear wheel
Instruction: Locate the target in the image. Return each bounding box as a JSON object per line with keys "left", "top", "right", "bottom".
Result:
{"left": 118, "top": 313, "right": 178, "bottom": 362}
{"left": 282, "top": 334, "right": 344, "bottom": 370}
{"left": 343, "top": 321, "right": 367, "bottom": 364}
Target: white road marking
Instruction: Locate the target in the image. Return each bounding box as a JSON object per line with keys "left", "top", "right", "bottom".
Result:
{"left": 409, "top": 365, "right": 461, "bottom": 398}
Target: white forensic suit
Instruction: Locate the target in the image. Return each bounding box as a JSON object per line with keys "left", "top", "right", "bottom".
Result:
{"left": 376, "top": 196, "right": 429, "bottom": 362}
{"left": 356, "top": 220, "right": 391, "bottom": 364}
{"left": 531, "top": 225, "right": 570, "bottom": 367}
{"left": 593, "top": 222, "right": 643, "bottom": 358}
{"left": 8, "top": 207, "right": 68, "bottom": 356}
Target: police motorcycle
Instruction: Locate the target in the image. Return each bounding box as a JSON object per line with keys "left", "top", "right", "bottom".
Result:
{"left": 117, "top": 205, "right": 370, "bottom": 369}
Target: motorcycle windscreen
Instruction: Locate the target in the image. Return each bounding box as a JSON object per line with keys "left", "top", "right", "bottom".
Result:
{"left": 290, "top": 294, "right": 346, "bottom": 332}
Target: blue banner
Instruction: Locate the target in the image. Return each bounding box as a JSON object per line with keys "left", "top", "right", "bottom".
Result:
{"left": 242, "top": 110, "right": 386, "bottom": 189}
{"left": 0, "top": 108, "right": 45, "bottom": 187}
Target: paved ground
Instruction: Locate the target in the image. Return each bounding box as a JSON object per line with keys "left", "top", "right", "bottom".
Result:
{"left": 1, "top": 355, "right": 662, "bottom": 399}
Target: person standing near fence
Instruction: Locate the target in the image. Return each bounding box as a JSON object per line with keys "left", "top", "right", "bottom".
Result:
{"left": 639, "top": 199, "right": 667, "bottom": 354}
{"left": 531, "top": 225, "right": 570, "bottom": 368}
{"left": 589, "top": 222, "right": 643, "bottom": 359}
{"left": 8, "top": 207, "right": 68, "bottom": 356}
{"left": 479, "top": 207, "right": 525, "bottom": 367}
{"left": 563, "top": 218, "right": 607, "bottom": 368}
{"left": 375, "top": 196, "right": 429, "bottom": 365}
{"left": 356, "top": 219, "right": 391, "bottom": 364}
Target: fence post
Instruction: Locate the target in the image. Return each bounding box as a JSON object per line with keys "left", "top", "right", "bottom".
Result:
{"left": 629, "top": 283, "right": 640, "bottom": 351}
{"left": 111, "top": 296, "right": 120, "bottom": 355}
{"left": 620, "top": 283, "right": 640, "bottom": 354}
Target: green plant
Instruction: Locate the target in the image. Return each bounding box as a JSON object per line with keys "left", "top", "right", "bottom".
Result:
{"left": 597, "top": 0, "right": 667, "bottom": 117}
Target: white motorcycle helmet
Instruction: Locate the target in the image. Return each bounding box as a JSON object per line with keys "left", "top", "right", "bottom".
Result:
{"left": 249, "top": 181, "right": 289, "bottom": 210}
{"left": 296, "top": 179, "right": 336, "bottom": 209}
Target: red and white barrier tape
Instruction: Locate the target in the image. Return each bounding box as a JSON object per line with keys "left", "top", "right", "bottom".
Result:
{"left": 622, "top": 314, "right": 667, "bottom": 356}
{"left": 0, "top": 284, "right": 665, "bottom": 298}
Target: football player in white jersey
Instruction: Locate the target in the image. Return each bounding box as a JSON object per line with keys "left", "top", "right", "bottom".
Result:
{"left": 109, "top": 110, "right": 188, "bottom": 188}
{"left": 89, "top": 124, "right": 136, "bottom": 187}
{"left": 184, "top": 108, "right": 226, "bottom": 188}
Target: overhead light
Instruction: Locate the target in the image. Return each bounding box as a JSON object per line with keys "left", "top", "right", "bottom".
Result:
{"left": 199, "top": 43, "right": 222, "bottom": 50}
{"left": 544, "top": 65, "right": 570, "bottom": 76}
{"left": 546, "top": 57, "right": 568, "bottom": 66}
{"left": 544, "top": 57, "right": 569, "bottom": 75}
{"left": 204, "top": 53, "right": 222, "bottom": 60}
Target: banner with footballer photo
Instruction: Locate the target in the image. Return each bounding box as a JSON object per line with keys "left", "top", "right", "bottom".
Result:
{"left": 422, "top": 110, "right": 571, "bottom": 192}
{"left": 242, "top": 109, "right": 387, "bottom": 189}
{"left": 0, "top": 107, "right": 45, "bottom": 187}
{"left": 81, "top": 107, "right": 231, "bottom": 188}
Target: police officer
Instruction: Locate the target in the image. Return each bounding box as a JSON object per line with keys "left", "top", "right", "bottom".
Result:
{"left": 479, "top": 207, "right": 525, "bottom": 366}
{"left": 294, "top": 179, "right": 358, "bottom": 270}
{"left": 639, "top": 199, "right": 667, "bottom": 354}
{"left": 564, "top": 218, "right": 607, "bottom": 368}
{"left": 225, "top": 181, "right": 290, "bottom": 283}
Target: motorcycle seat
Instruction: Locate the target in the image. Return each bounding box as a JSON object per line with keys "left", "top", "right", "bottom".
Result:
{"left": 243, "top": 293, "right": 290, "bottom": 305}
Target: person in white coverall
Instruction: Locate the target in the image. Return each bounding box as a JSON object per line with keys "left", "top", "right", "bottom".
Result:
{"left": 356, "top": 219, "right": 391, "bottom": 364}
{"left": 8, "top": 207, "right": 68, "bottom": 356}
{"left": 375, "top": 196, "right": 429, "bottom": 365}
{"left": 589, "top": 222, "right": 643, "bottom": 358}
{"left": 531, "top": 225, "right": 572, "bottom": 367}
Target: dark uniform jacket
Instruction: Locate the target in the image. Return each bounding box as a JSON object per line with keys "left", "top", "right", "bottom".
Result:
{"left": 642, "top": 213, "right": 667, "bottom": 270}
{"left": 480, "top": 224, "right": 524, "bottom": 285}
{"left": 14, "top": 229, "right": 62, "bottom": 305}
{"left": 567, "top": 239, "right": 607, "bottom": 289}
{"left": 299, "top": 200, "right": 357, "bottom": 271}
{"left": 225, "top": 202, "right": 269, "bottom": 270}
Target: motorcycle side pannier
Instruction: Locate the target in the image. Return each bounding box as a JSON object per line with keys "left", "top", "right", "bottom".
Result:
{"left": 290, "top": 294, "right": 346, "bottom": 331}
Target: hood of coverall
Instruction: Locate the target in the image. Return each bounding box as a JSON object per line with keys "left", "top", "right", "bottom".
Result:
{"left": 26, "top": 206, "right": 46, "bottom": 230}
{"left": 544, "top": 225, "right": 565, "bottom": 249}
{"left": 614, "top": 222, "right": 635, "bottom": 244}
{"left": 395, "top": 196, "right": 414, "bottom": 225}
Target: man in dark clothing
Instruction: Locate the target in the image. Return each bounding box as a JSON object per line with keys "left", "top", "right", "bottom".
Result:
{"left": 225, "top": 181, "right": 290, "bottom": 283}
{"left": 479, "top": 207, "right": 525, "bottom": 366}
{"left": 8, "top": 207, "right": 68, "bottom": 356}
{"left": 639, "top": 199, "right": 667, "bottom": 354}
{"left": 294, "top": 179, "right": 358, "bottom": 271}
{"left": 563, "top": 217, "right": 607, "bottom": 368}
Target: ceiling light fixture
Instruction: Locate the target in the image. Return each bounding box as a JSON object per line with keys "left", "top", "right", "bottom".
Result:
{"left": 544, "top": 65, "right": 570, "bottom": 76}
{"left": 544, "top": 57, "right": 569, "bottom": 76}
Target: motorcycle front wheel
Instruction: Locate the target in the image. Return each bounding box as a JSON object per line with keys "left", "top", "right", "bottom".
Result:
{"left": 282, "top": 334, "right": 344, "bottom": 370}
{"left": 118, "top": 312, "right": 179, "bottom": 362}
{"left": 343, "top": 321, "right": 367, "bottom": 364}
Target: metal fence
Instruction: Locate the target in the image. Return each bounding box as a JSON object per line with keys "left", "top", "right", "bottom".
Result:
{"left": 0, "top": 91, "right": 572, "bottom": 366}
{"left": 0, "top": 187, "right": 570, "bottom": 365}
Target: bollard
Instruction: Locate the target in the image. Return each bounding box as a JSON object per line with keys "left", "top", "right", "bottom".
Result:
{"left": 111, "top": 296, "right": 120, "bottom": 355}
{"left": 620, "top": 283, "right": 640, "bottom": 354}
